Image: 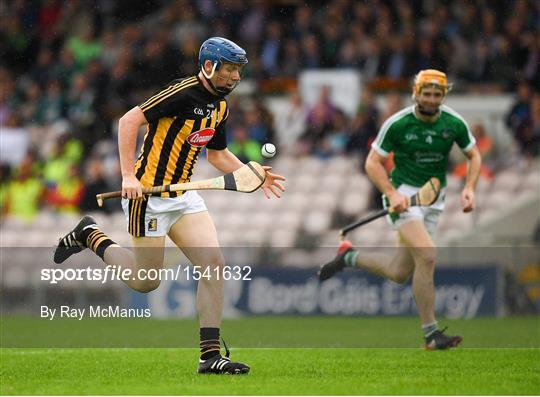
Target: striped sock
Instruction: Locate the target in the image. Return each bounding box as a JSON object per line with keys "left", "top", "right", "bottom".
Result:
{"left": 200, "top": 328, "right": 220, "bottom": 360}
{"left": 344, "top": 250, "right": 359, "bottom": 267}
{"left": 84, "top": 228, "right": 116, "bottom": 260}
{"left": 422, "top": 321, "right": 438, "bottom": 338}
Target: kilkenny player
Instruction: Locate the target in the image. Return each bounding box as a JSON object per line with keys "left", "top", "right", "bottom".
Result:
{"left": 54, "top": 37, "right": 285, "bottom": 374}
{"left": 319, "top": 70, "right": 481, "bottom": 350}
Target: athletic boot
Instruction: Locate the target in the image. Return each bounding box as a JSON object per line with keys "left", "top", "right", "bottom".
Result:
{"left": 197, "top": 340, "right": 250, "bottom": 375}
{"left": 425, "top": 327, "right": 463, "bottom": 350}
{"left": 54, "top": 216, "right": 98, "bottom": 264}
{"left": 318, "top": 240, "right": 353, "bottom": 281}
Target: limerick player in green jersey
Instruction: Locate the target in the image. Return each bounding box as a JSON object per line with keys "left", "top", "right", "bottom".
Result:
{"left": 319, "top": 70, "right": 482, "bottom": 350}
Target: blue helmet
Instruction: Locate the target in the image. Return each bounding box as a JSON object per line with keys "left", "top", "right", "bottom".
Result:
{"left": 198, "top": 37, "right": 248, "bottom": 74}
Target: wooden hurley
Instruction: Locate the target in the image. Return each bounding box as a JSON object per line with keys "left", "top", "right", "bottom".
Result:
{"left": 96, "top": 161, "right": 266, "bottom": 207}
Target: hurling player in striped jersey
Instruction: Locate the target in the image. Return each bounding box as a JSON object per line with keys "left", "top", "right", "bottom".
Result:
{"left": 55, "top": 37, "right": 285, "bottom": 374}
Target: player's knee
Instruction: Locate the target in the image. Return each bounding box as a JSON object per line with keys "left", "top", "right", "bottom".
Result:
{"left": 132, "top": 279, "right": 161, "bottom": 293}
{"left": 196, "top": 256, "right": 226, "bottom": 284}
{"left": 207, "top": 253, "right": 226, "bottom": 269}
{"left": 416, "top": 250, "right": 436, "bottom": 270}
{"left": 392, "top": 270, "right": 411, "bottom": 284}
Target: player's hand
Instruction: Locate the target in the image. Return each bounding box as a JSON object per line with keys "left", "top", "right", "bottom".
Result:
{"left": 388, "top": 191, "right": 409, "bottom": 213}
{"left": 461, "top": 187, "right": 475, "bottom": 213}
{"left": 261, "top": 166, "right": 286, "bottom": 199}
{"left": 122, "top": 175, "right": 143, "bottom": 200}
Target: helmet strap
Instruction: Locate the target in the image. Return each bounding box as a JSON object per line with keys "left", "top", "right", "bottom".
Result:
{"left": 201, "top": 62, "right": 227, "bottom": 97}
{"left": 201, "top": 61, "right": 218, "bottom": 79}
{"left": 201, "top": 62, "right": 238, "bottom": 97}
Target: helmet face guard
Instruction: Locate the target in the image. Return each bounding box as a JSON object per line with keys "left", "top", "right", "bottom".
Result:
{"left": 199, "top": 37, "right": 248, "bottom": 96}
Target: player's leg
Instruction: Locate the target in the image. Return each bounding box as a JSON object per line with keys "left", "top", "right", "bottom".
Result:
{"left": 168, "top": 209, "right": 249, "bottom": 375}
{"left": 113, "top": 196, "right": 166, "bottom": 291}
{"left": 398, "top": 219, "right": 462, "bottom": 349}
{"left": 319, "top": 185, "right": 421, "bottom": 282}
{"left": 168, "top": 211, "right": 224, "bottom": 328}
{"left": 397, "top": 220, "right": 436, "bottom": 325}
{"left": 355, "top": 238, "right": 414, "bottom": 283}
{"left": 54, "top": 213, "right": 165, "bottom": 292}
{"left": 107, "top": 235, "right": 165, "bottom": 292}
{"left": 318, "top": 238, "right": 414, "bottom": 283}
{"left": 318, "top": 202, "right": 417, "bottom": 285}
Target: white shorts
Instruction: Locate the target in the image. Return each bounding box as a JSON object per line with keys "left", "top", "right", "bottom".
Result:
{"left": 121, "top": 191, "right": 207, "bottom": 237}
{"left": 382, "top": 183, "right": 446, "bottom": 235}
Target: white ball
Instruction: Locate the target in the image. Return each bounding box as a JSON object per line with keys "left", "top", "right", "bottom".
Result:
{"left": 261, "top": 143, "right": 276, "bottom": 158}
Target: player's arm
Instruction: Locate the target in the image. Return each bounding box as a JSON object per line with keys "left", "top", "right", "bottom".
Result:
{"left": 118, "top": 106, "right": 147, "bottom": 199}
{"left": 206, "top": 101, "right": 284, "bottom": 198}
{"left": 206, "top": 148, "right": 244, "bottom": 174}
{"left": 461, "top": 145, "right": 481, "bottom": 212}
{"left": 206, "top": 102, "right": 244, "bottom": 174}
{"left": 207, "top": 148, "right": 285, "bottom": 199}
{"left": 454, "top": 115, "right": 481, "bottom": 213}
{"left": 365, "top": 150, "right": 409, "bottom": 213}
{"left": 367, "top": 116, "right": 409, "bottom": 212}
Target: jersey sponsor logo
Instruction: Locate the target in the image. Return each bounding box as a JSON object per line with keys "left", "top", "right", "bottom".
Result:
{"left": 414, "top": 151, "right": 444, "bottom": 163}
{"left": 187, "top": 128, "right": 216, "bottom": 147}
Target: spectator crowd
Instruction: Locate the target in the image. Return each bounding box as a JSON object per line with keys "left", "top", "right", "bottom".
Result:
{"left": 1, "top": 0, "right": 539, "bottom": 221}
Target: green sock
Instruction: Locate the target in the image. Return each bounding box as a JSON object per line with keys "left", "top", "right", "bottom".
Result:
{"left": 422, "top": 322, "right": 438, "bottom": 338}
{"left": 344, "top": 250, "right": 359, "bottom": 267}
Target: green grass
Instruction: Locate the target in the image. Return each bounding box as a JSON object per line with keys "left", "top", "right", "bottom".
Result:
{"left": 2, "top": 348, "right": 539, "bottom": 395}
{"left": 2, "top": 316, "right": 539, "bottom": 348}
{"left": 1, "top": 316, "right": 539, "bottom": 395}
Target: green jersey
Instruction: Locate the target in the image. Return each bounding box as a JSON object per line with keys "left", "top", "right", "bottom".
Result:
{"left": 372, "top": 105, "right": 475, "bottom": 188}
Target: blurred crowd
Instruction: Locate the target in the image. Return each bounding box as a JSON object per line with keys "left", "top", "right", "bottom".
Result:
{"left": 1, "top": 0, "right": 539, "bottom": 222}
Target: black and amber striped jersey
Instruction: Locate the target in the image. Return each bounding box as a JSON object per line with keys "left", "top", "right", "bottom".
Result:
{"left": 135, "top": 76, "right": 229, "bottom": 197}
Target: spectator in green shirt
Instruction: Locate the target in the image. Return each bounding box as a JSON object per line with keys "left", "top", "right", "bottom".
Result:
{"left": 67, "top": 25, "right": 101, "bottom": 71}
{"left": 228, "top": 125, "right": 263, "bottom": 163}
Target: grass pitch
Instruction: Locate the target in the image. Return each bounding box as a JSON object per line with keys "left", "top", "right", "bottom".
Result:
{"left": 1, "top": 316, "right": 539, "bottom": 395}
